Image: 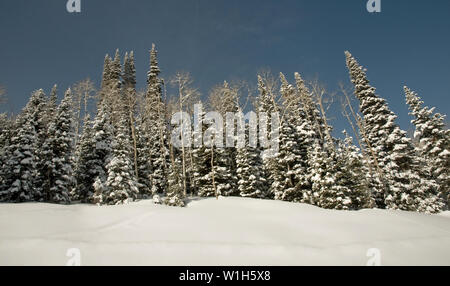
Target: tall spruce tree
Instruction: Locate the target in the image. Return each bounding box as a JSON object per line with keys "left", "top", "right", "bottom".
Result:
{"left": 42, "top": 89, "right": 74, "bottom": 203}
{"left": 110, "top": 49, "right": 122, "bottom": 91}
{"left": 135, "top": 115, "right": 153, "bottom": 197}
{"left": 73, "top": 114, "right": 97, "bottom": 202}
{"left": 122, "top": 51, "right": 140, "bottom": 187}
{"left": 0, "top": 90, "right": 48, "bottom": 202}
{"left": 273, "top": 73, "right": 313, "bottom": 202}
{"left": 100, "top": 54, "right": 112, "bottom": 103}
{"left": 405, "top": 86, "right": 449, "bottom": 209}
{"left": 30, "top": 89, "right": 49, "bottom": 201}
{"left": 256, "top": 75, "right": 277, "bottom": 198}
{"left": 1, "top": 118, "right": 35, "bottom": 202}
{"left": 47, "top": 84, "right": 58, "bottom": 121}
{"left": 91, "top": 102, "right": 114, "bottom": 205}
{"left": 144, "top": 44, "right": 169, "bottom": 194}
{"left": 345, "top": 51, "right": 442, "bottom": 213}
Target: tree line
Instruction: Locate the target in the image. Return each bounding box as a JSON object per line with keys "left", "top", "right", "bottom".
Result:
{"left": 0, "top": 47, "right": 448, "bottom": 213}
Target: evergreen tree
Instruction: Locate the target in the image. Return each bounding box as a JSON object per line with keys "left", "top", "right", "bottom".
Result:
{"left": 339, "top": 132, "right": 374, "bottom": 209}
{"left": 256, "top": 75, "right": 277, "bottom": 198}
{"left": 91, "top": 102, "right": 114, "bottom": 205}
{"left": 294, "top": 73, "right": 327, "bottom": 144}
{"left": 236, "top": 122, "right": 267, "bottom": 199}
{"left": 46, "top": 84, "right": 58, "bottom": 121}
{"left": 0, "top": 113, "right": 13, "bottom": 198}
{"left": 122, "top": 51, "right": 139, "bottom": 185}
{"left": 121, "top": 51, "right": 134, "bottom": 123}
{"left": 0, "top": 90, "right": 47, "bottom": 202}
{"left": 0, "top": 113, "right": 12, "bottom": 155}
{"left": 100, "top": 54, "right": 112, "bottom": 103}
{"left": 405, "top": 86, "right": 450, "bottom": 209}
{"left": 192, "top": 143, "right": 214, "bottom": 197}
{"left": 108, "top": 50, "right": 125, "bottom": 130}
{"left": 192, "top": 107, "right": 215, "bottom": 197}
{"left": 42, "top": 89, "right": 74, "bottom": 203}
{"left": 212, "top": 145, "right": 236, "bottom": 196}
{"left": 272, "top": 73, "right": 313, "bottom": 202}
{"left": 0, "top": 113, "right": 12, "bottom": 146}
{"left": 308, "top": 140, "right": 335, "bottom": 208}
{"left": 73, "top": 114, "right": 97, "bottom": 202}
{"left": 27, "top": 89, "right": 49, "bottom": 201}
{"left": 194, "top": 110, "right": 237, "bottom": 198}
{"left": 307, "top": 137, "right": 371, "bottom": 211}
{"left": 135, "top": 115, "right": 153, "bottom": 197}
{"left": 0, "top": 120, "right": 36, "bottom": 202}
{"left": 122, "top": 52, "right": 136, "bottom": 90}
{"left": 315, "top": 132, "right": 373, "bottom": 210}
{"left": 102, "top": 114, "right": 139, "bottom": 205}
{"left": 110, "top": 49, "right": 122, "bottom": 91}
{"left": 208, "top": 81, "right": 240, "bottom": 196}
{"left": 144, "top": 44, "right": 169, "bottom": 194}
{"left": 345, "top": 51, "right": 442, "bottom": 213}
{"left": 165, "top": 152, "right": 186, "bottom": 207}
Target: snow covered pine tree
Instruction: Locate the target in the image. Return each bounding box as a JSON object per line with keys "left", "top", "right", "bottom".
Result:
{"left": 405, "top": 86, "right": 449, "bottom": 209}
{"left": 345, "top": 51, "right": 443, "bottom": 213}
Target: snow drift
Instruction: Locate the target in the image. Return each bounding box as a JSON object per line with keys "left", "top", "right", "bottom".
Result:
{"left": 0, "top": 197, "right": 449, "bottom": 266}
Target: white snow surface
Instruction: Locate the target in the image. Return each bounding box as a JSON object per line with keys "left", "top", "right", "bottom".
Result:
{"left": 0, "top": 197, "right": 450, "bottom": 266}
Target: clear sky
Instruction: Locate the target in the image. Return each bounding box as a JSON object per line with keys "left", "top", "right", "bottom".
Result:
{"left": 0, "top": 0, "right": 449, "bottom": 134}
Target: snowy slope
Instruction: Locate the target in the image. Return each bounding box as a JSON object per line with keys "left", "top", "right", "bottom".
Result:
{"left": 0, "top": 197, "right": 449, "bottom": 266}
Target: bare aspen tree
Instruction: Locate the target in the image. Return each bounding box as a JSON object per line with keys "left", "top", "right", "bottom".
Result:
{"left": 257, "top": 71, "right": 282, "bottom": 161}
{"left": 167, "top": 80, "right": 200, "bottom": 194}
{"left": 160, "top": 79, "right": 169, "bottom": 180}
{"left": 211, "top": 144, "right": 218, "bottom": 200}
{"left": 309, "top": 78, "right": 335, "bottom": 148}
{"left": 208, "top": 80, "right": 252, "bottom": 197}
{"left": 339, "top": 83, "right": 385, "bottom": 185}
{"left": 72, "top": 79, "right": 96, "bottom": 143}
{"left": 123, "top": 85, "right": 139, "bottom": 178}
{"left": 258, "top": 69, "right": 281, "bottom": 113}
{"left": 295, "top": 73, "right": 325, "bottom": 142}
{"left": 122, "top": 51, "right": 140, "bottom": 179}
{"left": 209, "top": 81, "right": 240, "bottom": 114}
{"left": 339, "top": 83, "right": 366, "bottom": 151}
{"left": 340, "top": 89, "right": 374, "bottom": 177}
{"left": 170, "top": 72, "right": 200, "bottom": 197}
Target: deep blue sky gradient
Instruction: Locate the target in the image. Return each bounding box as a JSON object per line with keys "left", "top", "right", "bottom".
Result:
{"left": 0, "top": 0, "right": 449, "bottom": 134}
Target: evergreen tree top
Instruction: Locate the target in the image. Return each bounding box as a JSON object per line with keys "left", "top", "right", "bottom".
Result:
{"left": 123, "top": 51, "right": 137, "bottom": 87}
{"left": 257, "top": 75, "right": 275, "bottom": 114}
{"left": 344, "top": 51, "right": 377, "bottom": 101}
{"left": 146, "top": 44, "right": 163, "bottom": 101}
{"left": 109, "top": 49, "right": 122, "bottom": 89}
{"left": 101, "top": 55, "right": 112, "bottom": 90}
{"left": 49, "top": 84, "right": 58, "bottom": 101}
{"left": 148, "top": 44, "right": 161, "bottom": 81}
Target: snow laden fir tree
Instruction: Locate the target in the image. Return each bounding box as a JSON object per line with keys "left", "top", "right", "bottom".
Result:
{"left": 345, "top": 51, "right": 445, "bottom": 213}
{"left": 0, "top": 47, "right": 448, "bottom": 213}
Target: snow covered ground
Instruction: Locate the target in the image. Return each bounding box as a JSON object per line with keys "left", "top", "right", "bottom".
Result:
{"left": 0, "top": 197, "right": 449, "bottom": 266}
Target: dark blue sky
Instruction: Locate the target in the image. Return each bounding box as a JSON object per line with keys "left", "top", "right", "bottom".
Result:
{"left": 0, "top": 0, "right": 449, "bottom": 134}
